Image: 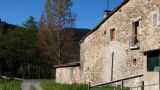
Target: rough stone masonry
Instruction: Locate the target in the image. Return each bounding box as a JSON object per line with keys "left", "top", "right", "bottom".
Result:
{"left": 80, "top": 0, "right": 160, "bottom": 90}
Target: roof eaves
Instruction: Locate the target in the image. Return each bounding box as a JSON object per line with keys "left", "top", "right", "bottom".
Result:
{"left": 79, "top": 0, "right": 130, "bottom": 44}
{"left": 54, "top": 62, "right": 80, "bottom": 68}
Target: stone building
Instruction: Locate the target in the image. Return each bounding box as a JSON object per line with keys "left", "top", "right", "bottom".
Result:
{"left": 80, "top": 0, "right": 160, "bottom": 90}
{"left": 55, "top": 62, "right": 80, "bottom": 84}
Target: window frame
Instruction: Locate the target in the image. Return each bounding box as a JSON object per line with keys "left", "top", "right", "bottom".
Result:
{"left": 130, "top": 20, "right": 140, "bottom": 49}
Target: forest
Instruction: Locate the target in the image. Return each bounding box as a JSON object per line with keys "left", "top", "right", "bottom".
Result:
{"left": 0, "top": 18, "right": 55, "bottom": 79}
{"left": 0, "top": 7, "right": 89, "bottom": 79}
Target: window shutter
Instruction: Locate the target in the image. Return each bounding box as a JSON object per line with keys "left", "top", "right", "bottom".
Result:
{"left": 152, "top": 13, "right": 158, "bottom": 27}
{"left": 132, "top": 22, "right": 136, "bottom": 36}
{"left": 110, "top": 29, "right": 115, "bottom": 41}
{"left": 130, "top": 22, "right": 136, "bottom": 47}
{"left": 152, "top": 12, "right": 160, "bottom": 27}
{"left": 158, "top": 13, "right": 160, "bottom": 27}
{"left": 110, "top": 30, "right": 112, "bottom": 41}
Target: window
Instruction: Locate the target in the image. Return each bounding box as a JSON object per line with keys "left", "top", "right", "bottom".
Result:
{"left": 110, "top": 29, "right": 115, "bottom": 41}
{"left": 130, "top": 21, "right": 140, "bottom": 49}
{"left": 147, "top": 51, "right": 160, "bottom": 72}
{"left": 132, "top": 59, "right": 137, "bottom": 66}
{"left": 152, "top": 12, "right": 160, "bottom": 28}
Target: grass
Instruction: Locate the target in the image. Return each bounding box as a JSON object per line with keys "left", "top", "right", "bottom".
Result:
{"left": 41, "top": 81, "right": 88, "bottom": 90}
{"left": 91, "top": 85, "right": 129, "bottom": 90}
{"left": 41, "top": 81, "right": 129, "bottom": 90}
{"left": 30, "top": 85, "right": 36, "bottom": 90}
{"left": 0, "top": 79, "right": 22, "bottom": 90}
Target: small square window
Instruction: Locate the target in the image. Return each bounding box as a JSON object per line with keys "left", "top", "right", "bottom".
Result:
{"left": 132, "top": 59, "right": 137, "bottom": 66}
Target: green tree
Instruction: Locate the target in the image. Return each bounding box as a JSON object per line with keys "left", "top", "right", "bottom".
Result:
{"left": 0, "top": 29, "right": 36, "bottom": 76}
{"left": 23, "top": 16, "right": 38, "bottom": 30}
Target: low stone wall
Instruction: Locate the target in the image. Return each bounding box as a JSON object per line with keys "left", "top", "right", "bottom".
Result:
{"left": 55, "top": 66, "right": 80, "bottom": 84}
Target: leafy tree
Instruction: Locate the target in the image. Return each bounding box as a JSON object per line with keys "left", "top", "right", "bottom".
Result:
{"left": 23, "top": 16, "right": 38, "bottom": 30}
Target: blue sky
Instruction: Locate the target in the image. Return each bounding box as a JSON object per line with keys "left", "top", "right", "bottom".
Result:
{"left": 0, "top": 0, "right": 123, "bottom": 29}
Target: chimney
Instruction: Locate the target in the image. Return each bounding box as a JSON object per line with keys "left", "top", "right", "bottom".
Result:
{"left": 103, "top": 10, "right": 111, "bottom": 18}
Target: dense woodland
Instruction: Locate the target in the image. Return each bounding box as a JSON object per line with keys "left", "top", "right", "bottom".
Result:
{"left": 0, "top": 18, "right": 53, "bottom": 79}
{"left": 0, "top": 17, "right": 89, "bottom": 79}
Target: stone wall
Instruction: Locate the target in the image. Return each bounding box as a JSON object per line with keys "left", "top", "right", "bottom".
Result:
{"left": 80, "top": 0, "right": 160, "bottom": 89}
{"left": 56, "top": 66, "right": 80, "bottom": 84}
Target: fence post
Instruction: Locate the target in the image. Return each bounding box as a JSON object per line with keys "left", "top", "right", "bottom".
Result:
{"left": 141, "top": 81, "right": 144, "bottom": 90}
{"left": 88, "top": 81, "right": 91, "bottom": 90}
{"left": 121, "top": 80, "right": 124, "bottom": 90}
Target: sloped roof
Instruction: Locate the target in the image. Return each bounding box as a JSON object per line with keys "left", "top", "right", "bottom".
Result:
{"left": 79, "top": 0, "right": 130, "bottom": 44}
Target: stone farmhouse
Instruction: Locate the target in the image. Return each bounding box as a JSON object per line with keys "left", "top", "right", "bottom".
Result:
{"left": 80, "top": 0, "right": 159, "bottom": 90}
{"left": 55, "top": 0, "right": 160, "bottom": 90}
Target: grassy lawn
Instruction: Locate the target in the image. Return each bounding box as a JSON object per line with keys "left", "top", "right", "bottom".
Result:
{"left": 0, "top": 79, "right": 22, "bottom": 90}
{"left": 41, "top": 81, "right": 88, "bottom": 90}
{"left": 30, "top": 85, "right": 36, "bottom": 90}
{"left": 91, "top": 85, "right": 129, "bottom": 90}
{"left": 41, "top": 81, "right": 129, "bottom": 90}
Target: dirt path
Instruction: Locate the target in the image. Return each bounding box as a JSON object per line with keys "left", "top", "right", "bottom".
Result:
{"left": 21, "top": 79, "right": 43, "bottom": 90}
